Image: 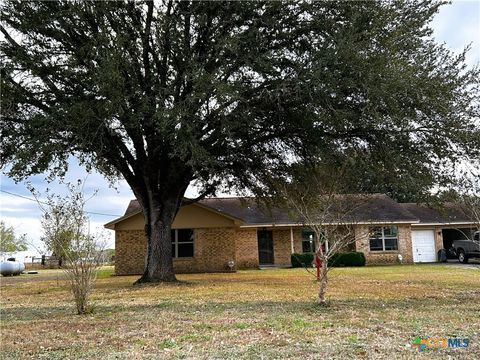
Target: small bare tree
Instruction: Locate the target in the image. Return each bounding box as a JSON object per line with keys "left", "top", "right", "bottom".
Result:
{"left": 275, "top": 164, "right": 368, "bottom": 305}
{"left": 31, "top": 180, "right": 105, "bottom": 314}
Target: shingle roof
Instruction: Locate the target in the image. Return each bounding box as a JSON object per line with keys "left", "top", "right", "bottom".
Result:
{"left": 399, "top": 203, "right": 474, "bottom": 224}
{"left": 199, "top": 194, "right": 419, "bottom": 225}
{"left": 197, "top": 197, "right": 296, "bottom": 225}
{"left": 119, "top": 194, "right": 419, "bottom": 226}
{"left": 124, "top": 200, "right": 141, "bottom": 216}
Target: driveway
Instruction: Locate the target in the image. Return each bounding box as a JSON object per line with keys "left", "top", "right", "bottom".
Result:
{"left": 0, "top": 269, "right": 66, "bottom": 285}
{"left": 440, "top": 259, "right": 480, "bottom": 269}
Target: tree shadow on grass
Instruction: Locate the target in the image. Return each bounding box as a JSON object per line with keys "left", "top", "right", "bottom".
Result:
{"left": 92, "top": 278, "right": 199, "bottom": 292}
{"left": 131, "top": 279, "right": 196, "bottom": 287}
{"left": 1, "top": 304, "right": 72, "bottom": 322}
{"left": 3, "top": 294, "right": 473, "bottom": 323}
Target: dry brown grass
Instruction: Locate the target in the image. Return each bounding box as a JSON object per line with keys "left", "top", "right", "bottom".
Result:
{"left": 1, "top": 265, "right": 479, "bottom": 359}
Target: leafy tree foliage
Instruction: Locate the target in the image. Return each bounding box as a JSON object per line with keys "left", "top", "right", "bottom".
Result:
{"left": 448, "top": 170, "right": 480, "bottom": 233}
{"left": 0, "top": 221, "right": 28, "bottom": 254}
{"left": 1, "top": 1, "right": 478, "bottom": 282}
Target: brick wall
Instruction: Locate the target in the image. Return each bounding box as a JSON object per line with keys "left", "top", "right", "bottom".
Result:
{"left": 115, "top": 227, "right": 237, "bottom": 275}
{"left": 115, "top": 230, "right": 145, "bottom": 275}
{"left": 293, "top": 228, "right": 303, "bottom": 253}
{"left": 116, "top": 224, "right": 419, "bottom": 275}
{"left": 235, "top": 229, "right": 259, "bottom": 269}
{"left": 193, "top": 227, "right": 236, "bottom": 272}
{"left": 433, "top": 226, "right": 444, "bottom": 253}
{"left": 272, "top": 229, "right": 293, "bottom": 266}
{"left": 355, "top": 224, "right": 413, "bottom": 264}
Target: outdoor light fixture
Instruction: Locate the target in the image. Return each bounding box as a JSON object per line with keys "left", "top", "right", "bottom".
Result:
{"left": 227, "top": 260, "right": 235, "bottom": 271}
{"left": 397, "top": 254, "right": 403, "bottom": 264}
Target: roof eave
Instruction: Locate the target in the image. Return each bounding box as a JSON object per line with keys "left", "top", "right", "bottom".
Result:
{"left": 412, "top": 221, "right": 477, "bottom": 227}
{"left": 239, "top": 220, "right": 420, "bottom": 228}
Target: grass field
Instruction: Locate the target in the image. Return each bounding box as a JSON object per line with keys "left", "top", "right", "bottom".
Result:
{"left": 1, "top": 265, "right": 479, "bottom": 359}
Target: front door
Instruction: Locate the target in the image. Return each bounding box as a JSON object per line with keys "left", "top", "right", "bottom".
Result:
{"left": 258, "top": 230, "right": 274, "bottom": 265}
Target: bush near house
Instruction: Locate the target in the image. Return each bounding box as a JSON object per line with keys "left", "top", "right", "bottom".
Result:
{"left": 291, "top": 253, "right": 315, "bottom": 268}
{"left": 329, "top": 252, "right": 366, "bottom": 267}
{"left": 291, "top": 252, "right": 366, "bottom": 268}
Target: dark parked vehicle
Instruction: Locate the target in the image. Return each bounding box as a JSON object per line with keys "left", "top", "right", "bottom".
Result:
{"left": 452, "top": 231, "right": 480, "bottom": 263}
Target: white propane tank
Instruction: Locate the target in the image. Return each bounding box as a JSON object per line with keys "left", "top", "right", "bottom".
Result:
{"left": 0, "top": 261, "right": 25, "bottom": 276}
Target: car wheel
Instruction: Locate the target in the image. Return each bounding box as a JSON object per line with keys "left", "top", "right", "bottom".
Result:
{"left": 458, "top": 250, "right": 468, "bottom": 264}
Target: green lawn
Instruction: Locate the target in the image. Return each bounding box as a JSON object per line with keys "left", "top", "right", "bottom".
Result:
{"left": 1, "top": 265, "right": 479, "bottom": 359}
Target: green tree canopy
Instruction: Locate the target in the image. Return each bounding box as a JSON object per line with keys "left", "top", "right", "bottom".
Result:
{"left": 0, "top": 221, "right": 28, "bottom": 254}
{"left": 1, "top": 1, "right": 478, "bottom": 282}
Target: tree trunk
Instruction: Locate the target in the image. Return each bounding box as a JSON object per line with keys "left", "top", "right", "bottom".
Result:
{"left": 317, "top": 260, "right": 328, "bottom": 305}
{"left": 134, "top": 198, "right": 180, "bottom": 284}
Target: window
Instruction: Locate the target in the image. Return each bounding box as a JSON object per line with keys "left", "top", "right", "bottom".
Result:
{"left": 302, "top": 229, "right": 315, "bottom": 253}
{"left": 369, "top": 226, "right": 398, "bottom": 251}
{"left": 171, "top": 229, "right": 194, "bottom": 258}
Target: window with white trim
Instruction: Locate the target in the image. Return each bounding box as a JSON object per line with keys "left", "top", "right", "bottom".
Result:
{"left": 369, "top": 226, "right": 398, "bottom": 251}
{"left": 171, "top": 229, "right": 194, "bottom": 258}
{"left": 302, "top": 229, "right": 315, "bottom": 253}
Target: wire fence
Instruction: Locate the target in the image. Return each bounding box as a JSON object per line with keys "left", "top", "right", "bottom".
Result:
{"left": 6, "top": 255, "right": 114, "bottom": 270}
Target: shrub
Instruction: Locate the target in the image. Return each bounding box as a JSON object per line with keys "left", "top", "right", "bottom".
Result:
{"left": 36, "top": 181, "right": 105, "bottom": 315}
{"left": 328, "top": 252, "right": 365, "bottom": 267}
{"left": 291, "top": 253, "right": 314, "bottom": 268}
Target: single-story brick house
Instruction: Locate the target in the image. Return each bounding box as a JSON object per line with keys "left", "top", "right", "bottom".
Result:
{"left": 105, "top": 194, "right": 476, "bottom": 275}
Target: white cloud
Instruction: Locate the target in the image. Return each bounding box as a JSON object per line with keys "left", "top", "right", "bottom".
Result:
{"left": 1, "top": 158, "right": 123, "bottom": 250}
{"left": 430, "top": 0, "right": 480, "bottom": 69}
{"left": 1, "top": 216, "right": 43, "bottom": 249}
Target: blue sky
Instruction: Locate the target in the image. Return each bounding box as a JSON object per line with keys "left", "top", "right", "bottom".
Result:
{"left": 1, "top": 1, "right": 479, "bottom": 251}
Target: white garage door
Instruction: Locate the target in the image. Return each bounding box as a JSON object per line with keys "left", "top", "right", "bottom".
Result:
{"left": 412, "top": 230, "right": 436, "bottom": 263}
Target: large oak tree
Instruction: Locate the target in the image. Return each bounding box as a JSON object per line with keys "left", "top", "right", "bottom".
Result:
{"left": 1, "top": 1, "right": 478, "bottom": 282}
